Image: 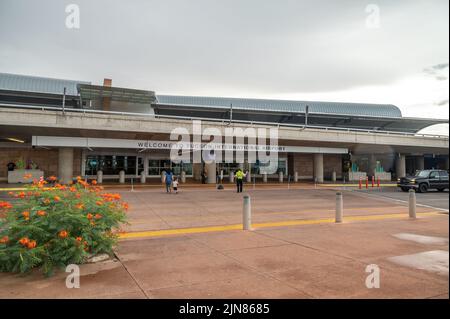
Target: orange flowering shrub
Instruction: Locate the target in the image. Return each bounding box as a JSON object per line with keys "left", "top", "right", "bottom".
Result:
{"left": 0, "top": 178, "right": 127, "bottom": 276}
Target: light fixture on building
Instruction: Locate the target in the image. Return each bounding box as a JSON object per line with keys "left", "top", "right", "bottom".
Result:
{"left": 6, "top": 137, "right": 25, "bottom": 143}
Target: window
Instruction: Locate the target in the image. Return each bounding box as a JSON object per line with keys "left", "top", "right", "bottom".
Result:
{"left": 429, "top": 171, "right": 439, "bottom": 179}
{"left": 439, "top": 171, "right": 448, "bottom": 178}
{"left": 147, "top": 159, "right": 192, "bottom": 176}
{"left": 85, "top": 155, "right": 137, "bottom": 175}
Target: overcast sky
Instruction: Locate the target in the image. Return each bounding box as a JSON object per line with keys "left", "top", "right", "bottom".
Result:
{"left": 0, "top": 0, "right": 448, "bottom": 134}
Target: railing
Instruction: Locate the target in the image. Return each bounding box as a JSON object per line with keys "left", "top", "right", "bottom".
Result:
{"left": 0, "top": 102, "right": 448, "bottom": 140}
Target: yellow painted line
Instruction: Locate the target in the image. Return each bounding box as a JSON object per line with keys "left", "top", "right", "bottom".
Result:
{"left": 118, "top": 211, "right": 444, "bottom": 240}
{"left": 0, "top": 187, "right": 27, "bottom": 191}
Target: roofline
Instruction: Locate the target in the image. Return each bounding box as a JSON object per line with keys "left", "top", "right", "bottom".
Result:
{"left": 0, "top": 72, "right": 90, "bottom": 85}
{"left": 155, "top": 94, "right": 399, "bottom": 109}
{"left": 154, "top": 101, "right": 448, "bottom": 122}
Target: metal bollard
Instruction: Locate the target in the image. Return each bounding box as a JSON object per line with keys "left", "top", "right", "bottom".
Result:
{"left": 263, "top": 172, "right": 267, "bottom": 183}
{"left": 140, "top": 171, "right": 146, "bottom": 184}
{"left": 335, "top": 192, "right": 343, "bottom": 223}
{"left": 130, "top": 177, "right": 134, "bottom": 192}
{"left": 332, "top": 171, "right": 336, "bottom": 183}
{"left": 119, "top": 170, "right": 125, "bottom": 184}
{"left": 243, "top": 195, "right": 252, "bottom": 230}
{"left": 97, "top": 170, "right": 103, "bottom": 184}
{"left": 408, "top": 189, "right": 416, "bottom": 219}
{"left": 294, "top": 171, "right": 298, "bottom": 183}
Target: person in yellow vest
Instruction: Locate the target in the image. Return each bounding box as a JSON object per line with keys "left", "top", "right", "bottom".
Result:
{"left": 234, "top": 168, "right": 247, "bottom": 193}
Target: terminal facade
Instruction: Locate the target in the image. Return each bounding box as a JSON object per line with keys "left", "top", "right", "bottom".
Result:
{"left": 0, "top": 72, "right": 448, "bottom": 184}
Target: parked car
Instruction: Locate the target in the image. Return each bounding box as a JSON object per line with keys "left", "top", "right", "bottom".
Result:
{"left": 397, "top": 169, "right": 449, "bottom": 193}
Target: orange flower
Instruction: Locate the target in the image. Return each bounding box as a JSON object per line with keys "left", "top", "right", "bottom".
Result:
{"left": 74, "top": 203, "right": 84, "bottom": 210}
{"left": 0, "top": 201, "right": 13, "bottom": 210}
{"left": 58, "top": 230, "right": 69, "bottom": 238}
{"left": 48, "top": 176, "right": 57, "bottom": 182}
{"left": 69, "top": 186, "right": 77, "bottom": 192}
{"left": 75, "top": 193, "right": 81, "bottom": 199}
{"left": 122, "top": 202, "right": 129, "bottom": 211}
{"left": 91, "top": 180, "right": 97, "bottom": 185}
{"left": 43, "top": 198, "right": 51, "bottom": 205}
{"left": 21, "top": 211, "right": 30, "bottom": 220}
{"left": 90, "top": 221, "right": 96, "bottom": 226}
{"left": 17, "top": 192, "right": 26, "bottom": 199}
{"left": 95, "top": 214, "right": 102, "bottom": 219}
{"left": 53, "top": 196, "right": 61, "bottom": 202}
{"left": 86, "top": 213, "right": 93, "bottom": 220}
{"left": 27, "top": 240, "right": 37, "bottom": 249}
{"left": 23, "top": 173, "right": 33, "bottom": 179}
{"left": 0, "top": 236, "right": 9, "bottom": 244}
{"left": 37, "top": 210, "right": 46, "bottom": 216}
{"left": 76, "top": 236, "right": 82, "bottom": 242}
{"left": 76, "top": 176, "right": 82, "bottom": 181}
{"left": 19, "top": 237, "right": 30, "bottom": 246}
{"left": 96, "top": 201, "right": 104, "bottom": 206}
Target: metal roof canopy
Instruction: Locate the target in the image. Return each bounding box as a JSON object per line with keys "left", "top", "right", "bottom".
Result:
{"left": 153, "top": 103, "right": 448, "bottom": 133}
{"left": 78, "top": 84, "right": 157, "bottom": 104}
{"left": 0, "top": 72, "right": 89, "bottom": 96}
{"left": 156, "top": 95, "right": 403, "bottom": 118}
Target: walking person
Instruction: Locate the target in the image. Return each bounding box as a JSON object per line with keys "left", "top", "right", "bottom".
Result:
{"left": 165, "top": 169, "right": 173, "bottom": 193}
{"left": 235, "top": 168, "right": 246, "bottom": 193}
{"left": 172, "top": 177, "right": 179, "bottom": 194}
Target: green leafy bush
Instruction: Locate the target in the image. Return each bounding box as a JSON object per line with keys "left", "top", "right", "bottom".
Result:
{"left": 0, "top": 177, "right": 128, "bottom": 276}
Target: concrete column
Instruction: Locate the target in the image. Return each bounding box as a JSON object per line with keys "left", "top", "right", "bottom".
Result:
{"left": 205, "top": 161, "right": 216, "bottom": 184}
{"left": 278, "top": 171, "right": 283, "bottom": 182}
{"left": 246, "top": 170, "right": 251, "bottom": 183}
{"left": 229, "top": 171, "right": 234, "bottom": 183}
{"left": 294, "top": 172, "right": 298, "bottom": 183}
{"left": 58, "top": 148, "right": 74, "bottom": 184}
{"left": 415, "top": 156, "right": 425, "bottom": 171}
{"left": 332, "top": 171, "right": 337, "bottom": 182}
{"left": 140, "top": 171, "right": 146, "bottom": 184}
{"left": 313, "top": 153, "right": 324, "bottom": 183}
{"left": 369, "top": 154, "right": 377, "bottom": 176}
{"left": 395, "top": 154, "right": 406, "bottom": 178}
{"left": 193, "top": 163, "right": 202, "bottom": 181}
{"left": 181, "top": 170, "right": 186, "bottom": 183}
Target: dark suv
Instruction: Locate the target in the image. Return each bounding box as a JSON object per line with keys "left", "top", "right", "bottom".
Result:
{"left": 397, "top": 169, "right": 449, "bottom": 193}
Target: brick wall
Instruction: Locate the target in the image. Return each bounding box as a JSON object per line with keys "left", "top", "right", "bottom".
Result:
{"left": 292, "top": 154, "right": 314, "bottom": 179}
{"left": 323, "top": 154, "right": 342, "bottom": 179}
{"left": 0, "top": 148, "right": 82, "bottom": 180}
{"left": 291, "top": 153, "right": 342, "bottom": 180}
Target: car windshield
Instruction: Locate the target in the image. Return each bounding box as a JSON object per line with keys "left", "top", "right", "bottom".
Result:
{"left": 415, "top": 170, "right": 430, "bottom": 177}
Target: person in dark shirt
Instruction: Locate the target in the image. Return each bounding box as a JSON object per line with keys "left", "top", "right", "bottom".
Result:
{"left": 7, "top": 162, "right": 16, "bottom": 171}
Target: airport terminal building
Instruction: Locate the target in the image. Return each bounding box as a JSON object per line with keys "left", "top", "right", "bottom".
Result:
{"left": 0, "top": 72, "right": 448, "bottom": 184}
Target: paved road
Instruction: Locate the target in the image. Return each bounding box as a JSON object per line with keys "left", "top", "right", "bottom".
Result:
{"left": 354, "top": 187, "right": 449, "bottom": 211}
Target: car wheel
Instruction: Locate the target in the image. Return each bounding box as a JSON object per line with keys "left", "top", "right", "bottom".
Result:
{"left": 437, "top": 188, "right": 445, "bottom": 192}
{"left": 419, "top": 183, "right": 428, "bottom": 193}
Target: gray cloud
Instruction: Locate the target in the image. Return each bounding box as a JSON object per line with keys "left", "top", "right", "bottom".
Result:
{"left": 0, "top": 0, "right": 448, "bottom": 96}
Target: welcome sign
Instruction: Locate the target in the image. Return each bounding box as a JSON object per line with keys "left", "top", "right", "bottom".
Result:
{"left": 32, "top": 136, "right": 348, "bottom": 154}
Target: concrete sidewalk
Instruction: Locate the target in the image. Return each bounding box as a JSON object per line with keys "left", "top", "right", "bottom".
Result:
{"left": 0, "top": 214, "right": 447, "bottom": 298}
{"left": 0, "top": 187, "right": 447, "bottom": 299}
